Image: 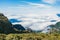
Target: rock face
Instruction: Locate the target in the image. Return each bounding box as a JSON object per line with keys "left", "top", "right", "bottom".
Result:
{"left": 0, "top": 13, "right": 15, "bottom": 34}
{"left": 13, "top": 24, "right": 25, "bottom": 32}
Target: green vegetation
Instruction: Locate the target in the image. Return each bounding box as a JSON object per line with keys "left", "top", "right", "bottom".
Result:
{"left": 48, "top": 21, "right": 60, "bottom": 34}
{"left": 0, "top": 33, "right": 60, "bottom": 40}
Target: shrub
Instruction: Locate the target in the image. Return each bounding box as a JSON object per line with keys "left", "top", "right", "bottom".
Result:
{"left": 0, "top": 34, "right": 6, "bottom": 40}
{"left": 6, "top": 34, "right": 22, "bottom": 40}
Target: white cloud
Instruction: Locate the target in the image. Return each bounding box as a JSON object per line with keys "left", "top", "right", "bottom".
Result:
{"left": 42, "top": 0, "right": 56, "bottom": 4}
{"left": 21, "top": 1, "right": 52, "bottom": 8}
{"left": 11, "top": 13, "right": 60, "bottom": 31}
{"left": 0, "top": 1, "right": 59, "bottom": 31}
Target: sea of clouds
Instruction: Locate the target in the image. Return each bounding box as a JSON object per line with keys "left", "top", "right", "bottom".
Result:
{"left": 0, "top": 0, "right": 60, "bottom": 31}
{"left": 5, "top": 13, "right": 60, "bottom": 31}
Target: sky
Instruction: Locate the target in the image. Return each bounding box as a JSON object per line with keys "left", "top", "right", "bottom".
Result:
{"left": 0, "top": 0, "right": 60, "bottom": 15}
{"left": 0, "top": 0, "right": 60, "bottom": 31}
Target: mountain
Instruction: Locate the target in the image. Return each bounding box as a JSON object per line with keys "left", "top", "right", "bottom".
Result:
{"left": 13, "top": 24, "right": 25, "bottom": 31}
{"left": 45, "top": 21, "right": 60, "bottom": 33}
{"left": 9, "top": 19, "right": 22, "bottom": 23}
{"left": 56, "top": 14, "right": 60, "bottom": 17}
{"left": 50, "top": 20, "right": 56, "bottom": 22}
{"left": 0, "top": 13, "right": 32, "bottom": 34}
{"left": 0, "top": 13, "right": 16, "bottom": 34}
{"left": 13, "top": 24, "right": 32, "bottom": 33}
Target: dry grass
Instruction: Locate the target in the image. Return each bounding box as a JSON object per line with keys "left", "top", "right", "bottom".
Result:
{"left": 0, "top": 33, "right": 60, "bottom": 40}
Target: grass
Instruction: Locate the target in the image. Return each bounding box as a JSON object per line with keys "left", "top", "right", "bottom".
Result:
{"left": 0, "top": 33, "right": 60, "bottom": 40}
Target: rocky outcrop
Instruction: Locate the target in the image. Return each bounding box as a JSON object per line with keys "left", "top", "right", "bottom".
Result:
{"left": 0, "top": 13, "right": 15, "bottom": 34}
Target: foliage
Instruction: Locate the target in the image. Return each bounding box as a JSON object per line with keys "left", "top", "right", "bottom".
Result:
{"left": 0, "top": 33, "right": 59, "bottom": 40}
{"left": 48, "top": 21, "right": 60, "bottom": 34}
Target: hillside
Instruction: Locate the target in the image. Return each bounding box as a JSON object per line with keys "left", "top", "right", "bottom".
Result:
{"left": 0, "top": 13, "right": 16, "bottom": 33}
{"left": 0, "top": 13, "right": 32, "bottom": 34}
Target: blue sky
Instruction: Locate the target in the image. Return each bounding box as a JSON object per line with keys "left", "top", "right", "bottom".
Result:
{"left": 0, "top": 0, "right": 60, "bottom": 7}
{"left": 0, "top": 0, "right": 60, "bottom": 15}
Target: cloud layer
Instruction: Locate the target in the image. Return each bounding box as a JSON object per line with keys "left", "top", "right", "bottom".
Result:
{"left": 0, "top": 1, "right": 60, "bottom": 31}
{"left": 42, "top": 0, "right": 56, "bottom": 4}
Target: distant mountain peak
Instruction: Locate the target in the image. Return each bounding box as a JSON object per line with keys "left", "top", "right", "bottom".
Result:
{"left": 9, "top": 19, "right": 22, "bottom": 23}
{"left": 56, "top": 14, "right": 60, "bottom": 17}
